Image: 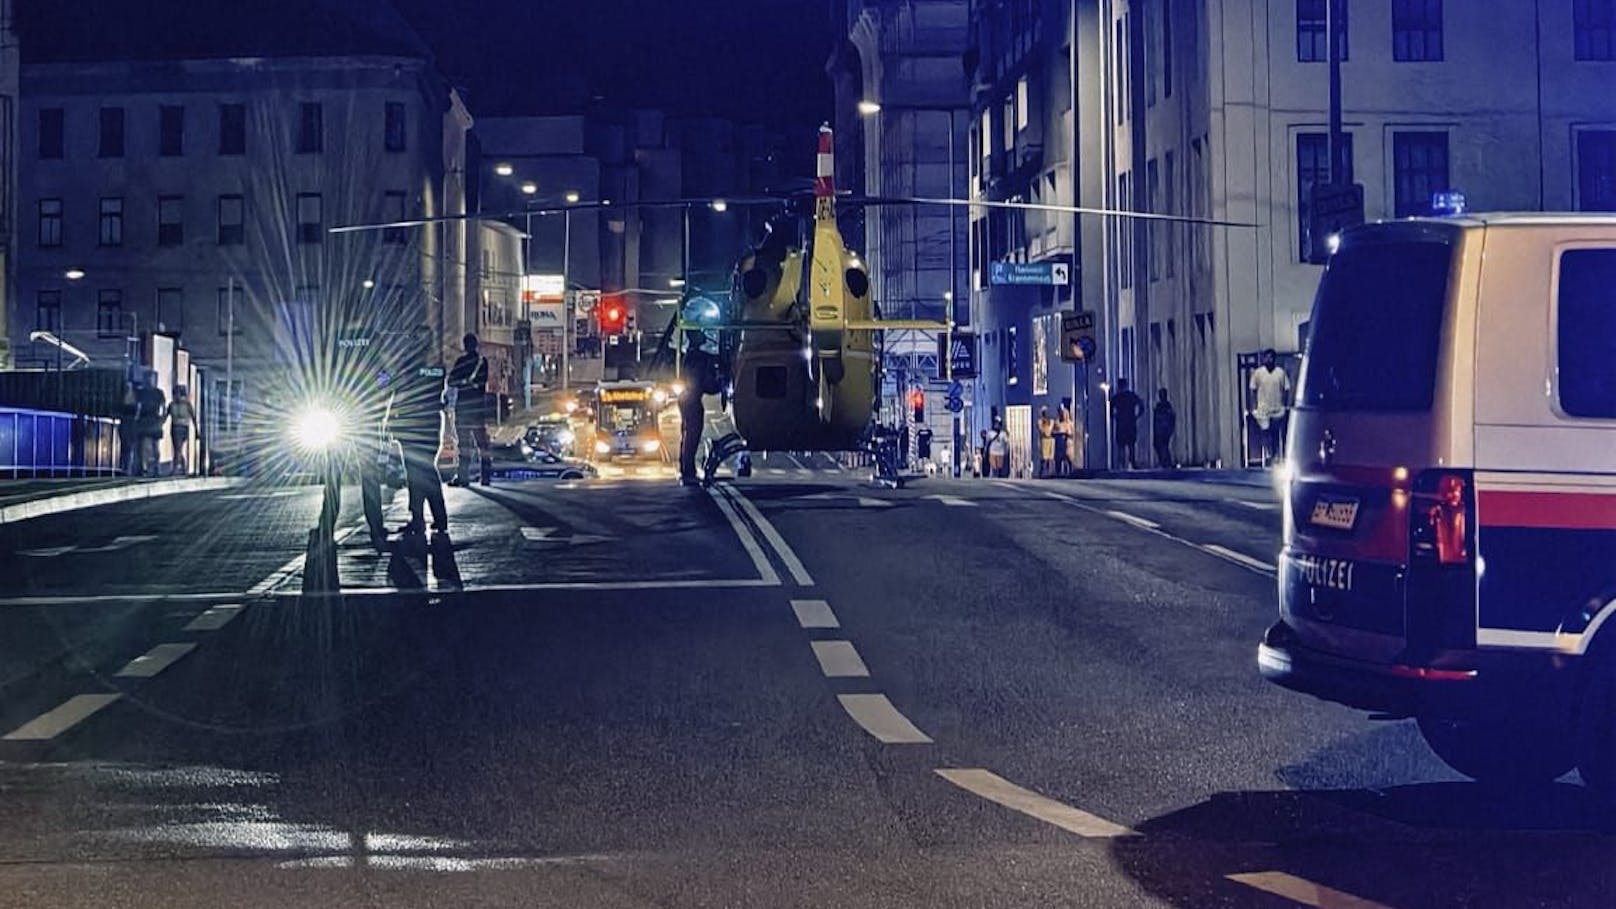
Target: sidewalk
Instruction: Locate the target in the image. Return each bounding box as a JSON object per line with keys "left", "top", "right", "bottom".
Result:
{"left": 971, "top": 466, "right": 1275, "bottom": 488}
{"left": 0, "top": 475, "right": 244, "bottom": 524}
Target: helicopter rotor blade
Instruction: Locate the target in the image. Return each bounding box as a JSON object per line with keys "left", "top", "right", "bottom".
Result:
{"left": 327, "top": 196, "right": 796, "bottom": 235}
{"left": 841, "top": 195, "right": 1260, "bottom": 228}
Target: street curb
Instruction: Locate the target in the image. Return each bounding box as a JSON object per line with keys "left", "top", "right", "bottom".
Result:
{"left": 1052, "top": 469, "right": 1274, "bottom": 488}
{"left": 0, "top": 477, "right": 247, "bottom": 525}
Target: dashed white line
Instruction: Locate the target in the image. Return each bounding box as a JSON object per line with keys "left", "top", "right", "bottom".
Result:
{"left": 810, "top": 641, "right": 871, "bottom": 678}
{"left": 1227, "top": 872, "right": 1396, "bottom": 909}
{"left": 3, "top": 693, "right": 122, "bottom": 741}
{"left": 114, "top": 642, "right": 198, "bottom": 678}
{"left": 928, "top": 495, "right": 977, "bottom": 507}
{"left": 991, "top": 481, "right": 1022, "bottom": 491}
{"left": 856, "top": 497, "right": 894, "bottom": 509}
{"left": 1237, "top": 500, "right": 1279, "bottom": 511}
{"left": 836, "top": 694, "right": 933, "bottom": 744}
{"left": 184, "top": 603, "right": 245, "bottom": 632}
{"left": 721, "top": 486, "right": 814, "bottom": 586}
{"left": 791, "top": 599, "right": 841, "bottom": 629}
{"left": 1201, "top": 543, "right": 1278, "bottom": 574}
{"left": 1104, "top": 510, "right": 1160, "bottom": 530}
{"left": 1041, "top": 491, "right": 1076, "bottom": 502}
{"left": 936, "top": 768, "right": 1135, "bottom": 838}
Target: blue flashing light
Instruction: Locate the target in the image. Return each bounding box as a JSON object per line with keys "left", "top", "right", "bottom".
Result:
{"left": 1431, "top": 190, "right": 1467, "bottom": 217}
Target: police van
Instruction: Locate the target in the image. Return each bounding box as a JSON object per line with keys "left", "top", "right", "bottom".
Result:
{"left": 1258, "top": 212, "right": 1616, "bottom": 795}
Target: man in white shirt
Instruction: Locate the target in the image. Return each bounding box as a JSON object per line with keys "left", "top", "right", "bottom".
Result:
{"left": 1248, "top": 348, "right": 1292, "bottom": 467}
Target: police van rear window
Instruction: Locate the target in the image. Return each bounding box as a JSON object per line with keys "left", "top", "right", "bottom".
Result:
{"left": 1300, "top": 239, "right": 1453, "bottom": 411}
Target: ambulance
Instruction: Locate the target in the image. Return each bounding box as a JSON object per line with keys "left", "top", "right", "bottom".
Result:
{"left": 1258, "top": 211, "right": 1616, "bottom": 796}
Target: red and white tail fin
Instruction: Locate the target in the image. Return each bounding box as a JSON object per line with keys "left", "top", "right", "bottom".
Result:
{"left": 814, "top": 123, "right": 835, "bottom": 221}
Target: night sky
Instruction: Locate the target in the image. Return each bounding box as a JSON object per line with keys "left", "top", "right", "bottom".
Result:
{"left": 391, "top": 0, "right": 838, "bottom": 131}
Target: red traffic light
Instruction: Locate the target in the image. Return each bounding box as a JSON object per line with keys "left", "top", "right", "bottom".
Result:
{"left": 599, "top": 300, "right": 627, "bottom": 334}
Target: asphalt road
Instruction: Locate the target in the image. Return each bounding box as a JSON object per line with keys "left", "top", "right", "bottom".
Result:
{"left": 0, "top": 460, "right": 1611, "bottom": 908}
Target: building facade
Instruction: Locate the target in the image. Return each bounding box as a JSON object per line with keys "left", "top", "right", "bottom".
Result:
{"left": 0, "top": 0, "right": 17, "bottom": 369}
{"left": 950, "top": 0, "right": 1616, "bottom": 472}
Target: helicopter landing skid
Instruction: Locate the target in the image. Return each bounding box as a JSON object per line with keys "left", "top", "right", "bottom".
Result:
{"left": 701, "top": 433, "right": 751, "bottom": 488}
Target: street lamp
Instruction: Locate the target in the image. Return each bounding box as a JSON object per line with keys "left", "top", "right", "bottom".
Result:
{"left": 564, "top": 191, "right": 580, "bottom": 204}
{"left": 494, "top": 162, "right": 514, "bottom": 177}
{"left": 857, "top": 100, "right": 882, "bottom": 116}
{"left": 65, "top": 268, "right": 85, "bottom": 281}
{"left": 520, "top": 181, "right": 538, "bottom": 196}
{"left": 710, "top": 199, "right": 728, "bottom": 213}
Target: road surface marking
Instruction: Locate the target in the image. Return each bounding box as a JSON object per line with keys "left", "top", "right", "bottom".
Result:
{"left": 928, "top": 495, "right": 977, "bottom": 507}
{"left": 1201, "top": 543, "right": 1278, "bottom": 574}
{"left": 184, "top": 603, "right": 245, "bottom": 631}
{"left": 935, "top": 768, "right": 1135, "bottom": 838}
{"left": 114, "top": 642, "right": 198, "bottom": 678}
{"left": 0, "top": 476, "right": 243, "bottom": 525}
{"left": 992, "top": 481, "right": 1022, "bottom": 491}
{"left": 721, "top": 486, "right": 815, "bottom": 586}
{"left": 811, "top": 641, "right": 871, "bottom": 678}
{"left": 836, "top": 694, "right": 932, "bottom": 744}
{"left": 787, "top": 453, "right": 809, "bottom": 470}
{"left": 1042, "top": 491, "right": 1076, "bottom": 502}
{"left": 857, "top": 497, "right": 893, "bottom": 509}
{"left": 791, "top": 599, "right": 841, "bottom": 629}
{"left": 219, "top": 489, "right": 305, "bottom": 500}
{"left": 768, "top": 468, "right": 786, "bottom": 475}
{"left": 76, "top": 534, "right": 160, "bottom": 554}
{"left": 281, "top": 578, "right": 778, "bottom": 597}
{"left": 706, "top": 488, "right": 781, "bottom": 586}
{"left": 19, "top": 545, "right": 77, "bottom": 558}
{"left": 3, "top": 693, "right": 122, "bottom": 741}
{"left": 1238, "top": 500, "right": 1279, "bottom": 511}
{"left": 1227, "top": 872, "right": 1395, "bottom": 909}
{"left": 1104, "top": 510, "right": 1160, "bottom": 530}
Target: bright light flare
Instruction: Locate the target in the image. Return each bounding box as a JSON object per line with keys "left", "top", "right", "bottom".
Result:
{"left": 641, "top": 439, "right": 662, "bottom": 453}
{"left": 652, "top": 389, "right": 669, "bottom": 405}
{"left": 857, "top": 100, "right": 882, "bottom": 116}
{"left": 670, "top": 382, "right": 686, "bottom": 397}
{"left": 564, "top": 400, "right": 579, "bottom": 414}
{"left": 291, "top": 404, "right": 343, "bottom": 452}
{"left": 495, "top": 162, "right": 514, "bottom": 177}
{"left": 594, "top": 440, "right": 611, "bottom": 455}
{"left": 565, "top": 191, "right": 581, "bottom": 204}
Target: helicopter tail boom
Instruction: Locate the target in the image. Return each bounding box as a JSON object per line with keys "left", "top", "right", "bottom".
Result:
{"left": 814, "top": 124, "right": 835, "bottom": 222}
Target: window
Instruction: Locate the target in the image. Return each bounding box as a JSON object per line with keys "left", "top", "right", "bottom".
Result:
{"left": 1118, "top": 171, "right": 1132, "bottom": 289}
{"left": 1016, "top": 76, "right": 1029, "bottom": 132}
{"left": 156, "top": 287, "right": 184, "bottom": 333}
{"left": 1002, "top": 97, "right": 1014, "bottom": 151}
{"left": 213, "top": 378, "right": 243, "bottom": 434}
{"left": 38, "top": 107, "right": 64, "bottom": 159}
{"left": 96, "top": 290, "right": 123, "bottom": 338}
{"left": 37, "top": 198, "right": 62, "bottom": 247}
{"left": 1115, "top": 18, "right": 1126, "bottom": 124}
{"left": 1163, "top": 0, "right": 1173, "bottom": 96}
{"left": 158, "top": 195, "right": 184, "bottom": 246}
{"left": 36, "top": 290, "right": 61, "bottom": 332}
{"left": 218, "top": 194, "right": 244, "bottom": 245}
{"left": 1146, "top": 157, "right": 1160, "bottom": 280}
{"left": 1392, "top": 131, "right": 1449, "bottom": 217}
{"left": 1297, "top": 0, "right": 1348, "bottom": 62}
{"left": 297, "top": 193, "right": 322, "bottom": 243}
{"left": 383, "top": 191, "right": 407, "bottom": 244}
{"left": 1559, "top": 249, "right": 1616, "bottom": 416}
{"left": 385, "top": 102, "right": 406, "bottom": 152}
{"left": 218, "top": 284, "right": 244, "bottom": 335}
{"left": 99, "top": 197, "right": 124, "bottom": 246}
{"left": 1575, "top": 0, "right": 1616, "bottom": 60}
{"left": 219, "top": 103, "right": 246, "bottom": 155}
{"left": 1393, "top": 0, "right": 1443, "bottom": 61}
{"left": 1145, "top": 0, "right": 1157, "bottom": 105}
{"left": 297, "top": 102, "right": 323, "bottom": 154}
{"left": 1164, "top": 151, "right": 1176, "bottom": 277}
{"left": 160, "top": 105, "right": 184, "bottom": 156}
{"left": 1301, "top": 239, "right": 1453, "bottom": 411}
{"left": 1296, "top": 132, "right": 1356, "bottom": 258}
{"left": 99, "top": 107, "right": 124, "bottom": 158}
{"left": 1578, "top": 130, "right": 1616, "bottom": 211}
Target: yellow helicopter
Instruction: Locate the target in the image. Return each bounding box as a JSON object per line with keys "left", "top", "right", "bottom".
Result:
{"left": 331, "top": 123, "right": 1256, "bottom": 485}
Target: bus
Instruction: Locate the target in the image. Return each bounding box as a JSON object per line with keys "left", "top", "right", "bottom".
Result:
{"left": 589, "top": 381, "right": 670, "bottom": 462}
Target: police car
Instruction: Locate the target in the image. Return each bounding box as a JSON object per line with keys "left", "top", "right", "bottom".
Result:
{"left": 1258, "top": 209, "right": 1616, "bottom": 798}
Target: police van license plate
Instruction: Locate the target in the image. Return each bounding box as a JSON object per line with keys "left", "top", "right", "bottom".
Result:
{"left": 1293, "top": 553, "right": 1354, "bottom": 592}
{"left": 1309, "top": 497, "right": 1359, "bottom": 530}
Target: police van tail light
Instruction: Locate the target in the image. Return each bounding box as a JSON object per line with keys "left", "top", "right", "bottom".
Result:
{"left": 1411, "top": 471, "right": 1472, "bottom": 566}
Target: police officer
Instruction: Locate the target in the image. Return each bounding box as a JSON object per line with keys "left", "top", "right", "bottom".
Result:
{"left": 391, "top": 326, "right": 449, "bottom": 539}
{"left": 446, "top": 333, "right": 492, "bottom": 487}
{"left": 343, "top": 322, "right": 396, "bottom": 551}
{"left": 676, "top": 295, "right": 723, "bottom": 486}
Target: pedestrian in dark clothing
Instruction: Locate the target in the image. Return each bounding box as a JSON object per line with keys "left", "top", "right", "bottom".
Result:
{"left": 446, "top": 333, "right": 492, "bottom": 487}
{"left": 977, "top": 430, "right": 990, "bottom": 477}
{"left": 1153, "top": 388, "right": 1177, "bottom": 469}
{"left": 1109, "top": 378, "right": 1144, "bottom": 470}
{"left": 135, "top": 375, "right": 167, "bottom": 477}
{"left": 119, "top": 382, "right": 140, "bottom": 476}
{"left": 391, "top": 329, "right": 448, "bottom": 538}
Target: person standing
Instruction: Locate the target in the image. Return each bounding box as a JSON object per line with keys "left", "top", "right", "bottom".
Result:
{"left": 1054, "top": 403, "right": 1075, "bottom": 477}
{"left": 1248, "top": 349, "right": 1292, "bottom": 466}
{"left": 977, "top": 429, "right": 990, "bottom": 478}
{"left": 134, "top": 373, "right": 167, "bottom": 477}
{"left": 119, "top": 380, "right": 140, "bottom": 476}
{"left": 1153, "top": 388, "right": 1177, "bottom": 469}
{"left": 676, "top": 295, "right": 723, "bottom": 486}
{"left": 391, "top": 328, "right": 449, "bottom": 540}
{"left": 446, "top": 333, "right": 492, "bottom": 487}
{"left": 168, "top": 386, "right": 196, "bottom": 476}
{"left": 1037, "top": 407, "right": 1055, "bottom": 478}
{"left": 1109, "top": 378, "right": 1144, "bottom": 470}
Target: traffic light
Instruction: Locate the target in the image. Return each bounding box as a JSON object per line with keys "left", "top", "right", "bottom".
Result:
{"left": 599, "top": 297, "right": 627, "bottom": 335}
{"left": 909, "top": 388, "right": 925, "bottom": 423}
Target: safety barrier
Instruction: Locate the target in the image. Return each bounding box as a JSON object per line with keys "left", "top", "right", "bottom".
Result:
{"left": 0, "top": 407, "right": 121, "bottom": 477}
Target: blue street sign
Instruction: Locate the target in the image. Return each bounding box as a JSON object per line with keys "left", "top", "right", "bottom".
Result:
{"left": 946, "top": 395, "right": 964, "bottom": 414}
{"left": 989, "top": 261, "right": 1071, "bottom": 286}
{"left": 948, "top": 380, "right": 963, "bottom": 398}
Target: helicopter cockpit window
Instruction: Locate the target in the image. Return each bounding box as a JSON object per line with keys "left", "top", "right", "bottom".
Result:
{"left": 845, "top": 267, "right": 869, "bottom": 298}
{"left": 756, "top": 365, "right": 788, "bottom": 399}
